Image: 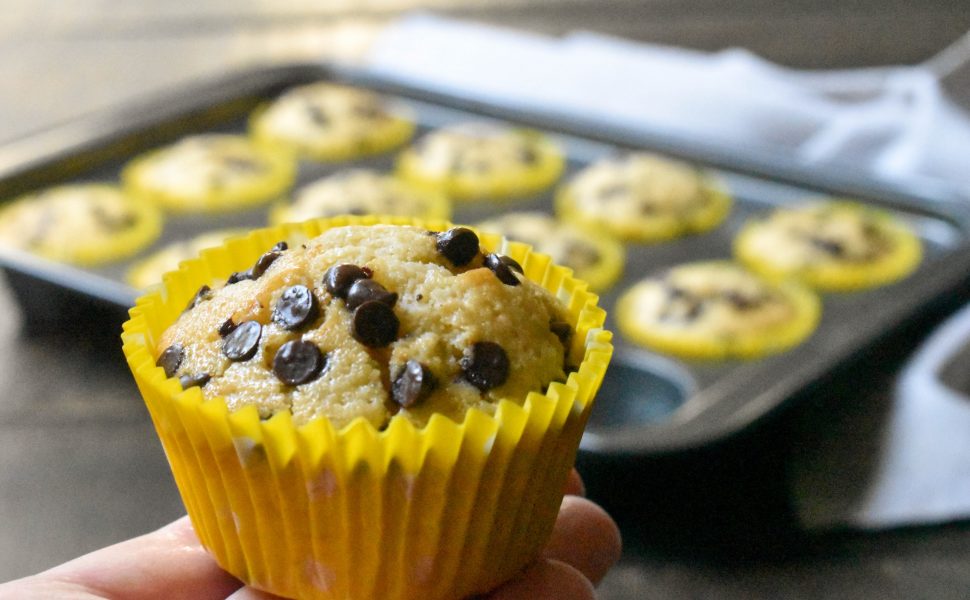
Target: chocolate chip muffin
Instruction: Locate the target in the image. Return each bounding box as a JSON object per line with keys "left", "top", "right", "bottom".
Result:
{"left": 249, "top": 82, "right": 415, "bottom": 161}
{"left": 269, "top": 169, "right": 449, "bottom": 225}
{"left": 0, "top": 183, "right": 162, "bottom": 266}
{"left": 397, "top": 122, "right": 564, "bottom": 201}
{"left": 617, "top": 261, "right": 820, "bottom": 359}
{"left": 734, "top": 200, "right": 922, "bottom": 291}
{"left": 475, "top": 212, "right": 624, "bottom": 291}
{"left": 155, "top": 225, "right": 571, "bottom": 428}
{"left": 556, "top": 152, "right": 731, "bottom": 242}
{"left": 121, "top": 134, "right": 295, "bottom": 214}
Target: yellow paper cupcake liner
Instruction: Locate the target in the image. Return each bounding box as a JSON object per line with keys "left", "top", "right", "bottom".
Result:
{"left": 249, "top": 105, "right": 416, "bottom": 162}
{"left": 734, "top": 200, "right": 923, "bottom": 292}
{"left": 0, "top": 183, "right": 164, "bottom": 267}
{"left": 616, "top": 261, "right": 820, "bottom": 360}
{"left": 556, "top": 176, "right": 732, "bottom": 243}
{"left": 121, "top": 139, "right": 296, "bottom": 214}
{"left": 121, "top": 215, "right": 611, "bottom": 600}
{"left": 396, "top": 135, "right": 565, "bottom": 202}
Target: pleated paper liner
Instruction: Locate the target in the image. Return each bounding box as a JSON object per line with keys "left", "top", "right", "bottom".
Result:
{"left": 121, "top": 215, "right": 612, "bottom": 600}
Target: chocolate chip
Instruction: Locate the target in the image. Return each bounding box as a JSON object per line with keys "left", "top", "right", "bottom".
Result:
{"left": 218, "top": 318, "right": 237, "bottom": 338}
{"left": 250, "top": 249, "right": 282, "bottom": 279}
{"left": 484, "top": 253, "right": 522, "bottom": 286}
{"left": 550, "top": 320, "right": 572, "bottom": 346}
{"left": 226, "top": 270, "right": 253, "bottom": 285}
{"left": 809, "top": 236, "right": 845, "bottom": 257}
{"left": 179, "top": 373, "right": 211, "bottom": 389}
{"left": 273, "top": 285, "right": 320, "bottom": 330}
{"left": 185, "top": 285, "right": 212, "bottom": 312}
{"left": 723, "top": 291, "right": 763, "bottom": 311}
{"left": 222, "top": 320, "right": 262, "bottom": 361}
{"left": 325, "top": 264, "right": 371, "bottom": 298}
{"left": 460, "top": 342, "right": 510, "bottom": 391}
{"left": 436, "top": 228, "right": 480, "bottom": 267}
{"left": 346, "top": 279, "right": 398, "bottom": 310}
{"left": 273, "top": 340, "right": 325, "bottom": 386}
{"left": 223, "top": 156, "right": 266, "bottom": 174}
{"left": 156, "top": 344, "right": 184, "bottom": 378}
{"left": 352, "top": 300, "right": 399, "bottom": 348}
{"left": 392, "top": 360, "right": 436, "bottom": 408}
{"left": 305, "top": 103, "right": 330, "bottom": 126}
{"left": 272, "top": 241, "right": 288, "bottom": 252}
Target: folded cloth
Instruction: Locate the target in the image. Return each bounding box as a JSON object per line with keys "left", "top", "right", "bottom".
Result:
{"left": 366, "top": 14, "right": 970, "bottom": 201}
{"left": 793, "top": 302, "right": 970, "bottom": 529}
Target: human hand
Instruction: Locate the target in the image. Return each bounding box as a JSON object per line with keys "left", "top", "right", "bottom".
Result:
{"left": 0, "top": 469, "right": 621, "bottom": 600}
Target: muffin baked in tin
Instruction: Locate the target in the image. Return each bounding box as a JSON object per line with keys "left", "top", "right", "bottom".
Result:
{"left": 616, "top": 261, "right": 820, "bottom": 360}
{"left": 0, "top": 183, "right": 162, "bottom": 266}
{"left": 269, "top": 169, "right": 450, "bottom": 225}
{"left": 121, "top": 134, "right": 295, "bottom": 214}
{"left": 397, "top": 122, "right": 564, "bottom": 201}
{"left": 734, "top": 200, "right": 922, "bottom": 292}
{"left": 475, "top": 211, "right": 624, "bottom": 291}
{"left": 556, "top": 152, "right": 731, "bottom": 243}
{"left": 250, "top": 82, "right": 415, "bottom": 161}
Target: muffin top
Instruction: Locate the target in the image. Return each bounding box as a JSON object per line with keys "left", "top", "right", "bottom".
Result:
{"left": 155, "top": 225, "right": 571, "bottom": 429}
{"left": 250, "top": 82, "right": 413, "bottom": 160}
{"left": 475, "top": 212, "right": 624, "bottom": 291}
{"left": 558, "top": 153, "right": 729, "bottom": 241}
{"left": 0, "top": 183, "right": 161, "bottom": 265}
{"left": 123, "top": 134, "right": 295, "bottom": 212}
{"left": 270, "top": 169, "right": 449, "bottom": 225}
{"left": 617, "top": 261, "right": 820, "bottom": 359}
{"left": 397, "top": 122, "right": 563, "bottom": 200}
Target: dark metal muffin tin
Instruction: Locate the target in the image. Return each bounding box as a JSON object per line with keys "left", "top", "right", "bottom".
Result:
{"left": 1, "top": 63, "right": 969, "bottom": 455}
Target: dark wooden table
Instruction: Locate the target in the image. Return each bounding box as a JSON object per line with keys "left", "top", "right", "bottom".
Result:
{"left": 1, "top": 3, "right": 970, "bottom": 598}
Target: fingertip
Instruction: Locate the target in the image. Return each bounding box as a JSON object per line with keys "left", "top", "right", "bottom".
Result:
{"left": 487, "top": 559, "right": 595, "bottom": 600}
{"left": 563, "top": 468, "right": 586, "bottom": 497}
{"left": 543, "top": 496, "right": 622, "bottom": 585}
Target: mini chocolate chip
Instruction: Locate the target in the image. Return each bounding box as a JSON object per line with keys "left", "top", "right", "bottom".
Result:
{"left": 550, "top": 320, "right": 572, "bottom": 346}
{"left": 809, "top": 236, "right": 846, "bottom": 257}
{"left": 250, "top": 249, "right": 282, "bottom": 279}
{"left": 185, "top": 285, "right": 212, "bottom": 312}
{"left": 346, "top": 279, "right": 398, "bottom": 310}
{"left": 218, "top": 318, "right": 238, "bottom": 338}
{"left": 305, "top": 103, "right": 330, "bottom": 126}
{"left": 179, "top": 373, "right": 211, "bottom": 389}
{"left": 392, "top": 360, "right": 436, "bottom": 408}
{"left": 484, "top": 253, "right": 521, "bottom": 286}
{"left": 273, "top": 340, "right": 325, "bottom": 386}
{"left": 222, "top": 320, "right": 262, "bottom": 361}
{"left": 272, "top": 241, "right": 288, "bottom": 252}
{"left": 352, "top": 300, "right": 399, "bottom": 348}
{"left": 227, "top": 270, "right": 253, "bottom": 285}
{"left": 325, "top": 264, "right": 371, "bottom": 298}
{"left": 273, "top": 285, "right": 320, "bottom": 330}
{"left": 157, "top": 344, "right": 184, "bottom": 378}
{"left": 436, "top": 228, "right": 479, "bottom": 266}
{"left": 723, "top": 291, "right": 763, "bottom": 311}
{"left": 460, "top": 341, "right": 510, "bottom": 391}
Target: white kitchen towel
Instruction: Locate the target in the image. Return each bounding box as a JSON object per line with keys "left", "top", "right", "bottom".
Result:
{"left": 366, "top": 14, "right": 970, "bottom": 200}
